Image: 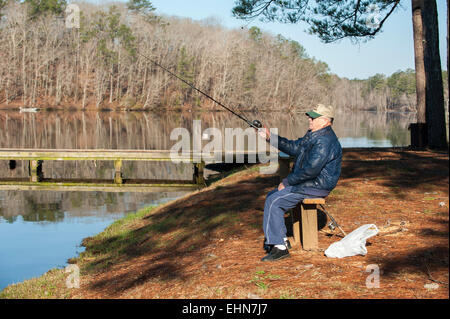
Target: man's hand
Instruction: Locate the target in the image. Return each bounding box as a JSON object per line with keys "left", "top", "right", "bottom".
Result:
{"left": 257, "top": 126, "right": 271, "bottom": 141}
{"left": 278, "top": 182, "right": 285, "bottom": 191}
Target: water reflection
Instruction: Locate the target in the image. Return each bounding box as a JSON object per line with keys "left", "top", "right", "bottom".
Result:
{"left": 0, "top": 189, "right": 188, "bottom": 221}
{"left": 0, "top": 110, "right": 415, "bottom": 150}
{"left": 0, "top": 189, "right": 190, "bottom": 290}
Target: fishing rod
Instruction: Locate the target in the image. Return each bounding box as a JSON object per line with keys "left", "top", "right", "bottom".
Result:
{"left": 136, "top": 51, "right": 263, "bottom": 130}
{"left": 319, "top": 204, "right": 347, "bottom": 237}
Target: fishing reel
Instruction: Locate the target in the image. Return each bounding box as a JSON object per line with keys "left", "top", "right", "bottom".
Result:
{"left": 328, "top": 221, "right": 336, "bottom": 231}
{"left": 252, "top": 120, "right": 262, "bottom": 129}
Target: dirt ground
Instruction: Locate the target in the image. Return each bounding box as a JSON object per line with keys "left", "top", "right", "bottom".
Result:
{"left": 70, "top": 148, "right": 449, "bottom": 299}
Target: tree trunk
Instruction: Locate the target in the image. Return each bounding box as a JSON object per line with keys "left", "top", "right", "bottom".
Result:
{"left": 412, "top": 0, "right": 426, "bottom": 124}
{"left": 411, "top": 0, "right": 428, "bottom": 147}
{"left": 423, "top": 0, "right": 447, "bottom": 149}
{"left": 411, "top": 0, "right": 447, "bottom": 149}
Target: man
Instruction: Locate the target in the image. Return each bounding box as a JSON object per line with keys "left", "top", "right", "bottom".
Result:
{"left": 257, "top": 104, "right": 342, "bottom": 261}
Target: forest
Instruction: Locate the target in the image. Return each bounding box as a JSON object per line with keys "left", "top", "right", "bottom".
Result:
{"left": 0, "top": 0, "right": 447, "bottom": 112}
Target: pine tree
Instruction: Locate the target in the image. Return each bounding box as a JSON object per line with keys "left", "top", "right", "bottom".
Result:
{"left": 24, "top": 0, "right": 66, "bottom": 19}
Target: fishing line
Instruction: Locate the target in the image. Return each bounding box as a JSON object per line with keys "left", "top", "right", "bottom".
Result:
{"left": 136, "top": 51, "right": 262, "bottom": 129}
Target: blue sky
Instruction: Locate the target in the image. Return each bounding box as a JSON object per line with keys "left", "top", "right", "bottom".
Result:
{"left": 113, "top": 0, "right": 448, "bottom": 79}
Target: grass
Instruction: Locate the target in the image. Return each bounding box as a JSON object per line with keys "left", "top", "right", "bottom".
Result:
{"left": 0, "top": 269, "right": 70, "bottom": 299}
{"left": 279, "top": 292, "right": 295, "bottom": 299}
{"left": 249, "top": 270, "right": 282, "bottom": 292}
{"left": 75, "top": 205, "right": 160, "bottom": 272}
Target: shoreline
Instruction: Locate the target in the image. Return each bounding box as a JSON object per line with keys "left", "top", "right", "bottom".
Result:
{"left": 0, "top": 105, "right": 420, "bottom": 114}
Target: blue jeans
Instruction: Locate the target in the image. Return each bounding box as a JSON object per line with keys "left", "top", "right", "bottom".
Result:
{"left": 263, "top": 186, "right": 328, "bottom": 246}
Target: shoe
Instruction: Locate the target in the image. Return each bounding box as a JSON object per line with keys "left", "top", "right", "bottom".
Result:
{"left": 261, "top": 247, "right": 290, "bottom": 262}
{"left": 263, "top": 238, "right": 291, "bottom": 252}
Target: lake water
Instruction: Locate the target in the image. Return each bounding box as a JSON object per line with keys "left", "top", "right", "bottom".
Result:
{"left": 0, "top": 110, "right": 416, "bottom": 291}
{"left": 0, "top": 110, "right": 415, "bottom": 149}
{"left": 0, "top": 189, "right": 190, "bottom": 291}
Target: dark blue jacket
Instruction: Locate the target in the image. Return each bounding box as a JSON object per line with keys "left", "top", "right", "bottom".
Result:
{"left": 271, "top": 125, "right": 342, "bottom": 195}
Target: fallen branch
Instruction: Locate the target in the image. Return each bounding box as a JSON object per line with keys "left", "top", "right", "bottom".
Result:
{"left": 424, "top": 259, "right": 449, "bottom": 287}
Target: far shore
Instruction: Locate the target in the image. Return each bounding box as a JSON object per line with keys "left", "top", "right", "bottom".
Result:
{"left": 0, "top": 100, "right": 420, "bottom": 114}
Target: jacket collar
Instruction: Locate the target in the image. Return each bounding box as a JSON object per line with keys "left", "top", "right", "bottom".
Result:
{"left": 307, "top": 125, "right": 332, "bottom": 138}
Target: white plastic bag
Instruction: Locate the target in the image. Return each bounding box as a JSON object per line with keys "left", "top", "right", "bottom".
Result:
{"left": 325, "top": 224, "right": 378, "bottom": 258}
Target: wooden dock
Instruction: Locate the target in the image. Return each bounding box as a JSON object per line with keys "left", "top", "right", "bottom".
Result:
{"left": 0, "top": 183, "right": 196, "bottom": 193}
{"left": 0, "top": 149, "right": 279, "bottom": 190}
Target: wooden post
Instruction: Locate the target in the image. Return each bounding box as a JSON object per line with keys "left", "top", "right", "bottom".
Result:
{"left": 114, "top": 159, "right": 123, "bottom": 184}
{"left": 193, "top": 161, "right": 205, "bottom": 185}
{"left": 290, "top": 205, "right": 302, "bottom": 248}
{"left": 29, "top": 160, "right": 43, "bottom": 182}
{"left": 301, "top": 203, "right": 319, "bottom": 250}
